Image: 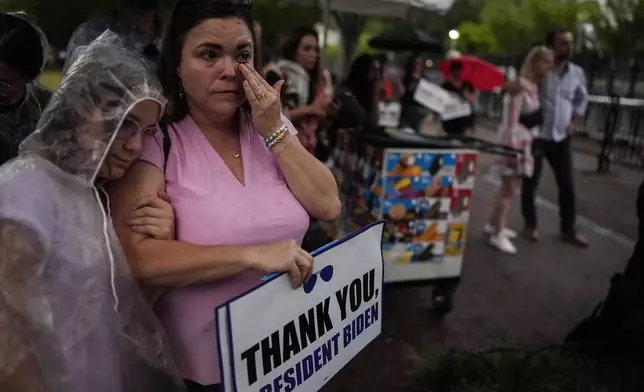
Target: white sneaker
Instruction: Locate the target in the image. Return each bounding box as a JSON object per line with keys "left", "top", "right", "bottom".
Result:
{"left": 484, "top": 223, "right": 517, "bottom": 239}
{"left": 489, "top": 233, "right": 517, "bottom": 254}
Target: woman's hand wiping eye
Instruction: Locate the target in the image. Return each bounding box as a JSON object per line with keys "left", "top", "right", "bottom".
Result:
{"left": 239, "top": 63, "right": 285, "bottom": 138}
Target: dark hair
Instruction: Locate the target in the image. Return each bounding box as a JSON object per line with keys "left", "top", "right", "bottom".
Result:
{"left": 281, "top": 26, "right": 320, "bottom": 83}
{"left": 157, "top": 0, "right": 259, "bottom": 122}
{"left": 346, "top": 54, "right": 377, "bottom": 117}
{"left": 404, "top": 53, "right": 422, "bottom": 75}
{"left": 545, "top": 27, "right": 572, "bottom": 48}
{"left": 449, "top": 60, "right": 463, "bottom": 73}
{"left": 0, "top": 13, "right": 44, "bottom": 81}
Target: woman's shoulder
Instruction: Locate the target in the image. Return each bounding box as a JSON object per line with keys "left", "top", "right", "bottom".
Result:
{"left": 140, "top": 115, "right": 196, "bottom": 170}
{"left": 160, "top": 115, "right": 200, "bottom": 142}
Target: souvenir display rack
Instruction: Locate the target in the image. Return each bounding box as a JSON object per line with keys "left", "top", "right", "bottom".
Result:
{"left": 325, "top": 129, "right": 519, "bottom": 312}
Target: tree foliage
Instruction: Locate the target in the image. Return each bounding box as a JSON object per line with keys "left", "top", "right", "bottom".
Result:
{"left": 590, "top": 0, "right": 644, "bottom": 57}
{"left": 457, "top": 21, "right": 498, "bottom": 54}
{"left": 252, "top": 0, "right": 320, "bottom": 51}
{"left": 455, "top": 0, "right": 601, "bottom": 56}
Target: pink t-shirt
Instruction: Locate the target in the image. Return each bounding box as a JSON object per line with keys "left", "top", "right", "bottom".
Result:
{"left": 139, "top": 113, "right": 309, "bottom": 385}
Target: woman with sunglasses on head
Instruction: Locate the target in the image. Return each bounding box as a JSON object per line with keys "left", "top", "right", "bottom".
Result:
{"left": 0, "top": 31, "right": 185, "bottom": 392}
{"left": 109, "top": 1, "right": 340, "bottom": 391}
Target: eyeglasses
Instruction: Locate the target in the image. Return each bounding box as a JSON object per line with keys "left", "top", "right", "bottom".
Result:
{"left": 303, "top": 265, "right": 334, "bottom": 294}
{"left": 115, "top": 117, "right": 157, "bottom": 140}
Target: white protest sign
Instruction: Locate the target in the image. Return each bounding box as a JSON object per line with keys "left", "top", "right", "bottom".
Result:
{"left": 441, "top": 100, "right": 472, "bottom": 121}
{"left": 378, "top": 101, "right": 401, "bottom": 128}
{"left": 413, "top": 79, "right": 472, "bottom": 121}
{"left": 216, "top": 222, "right": 385, "bottom": 392}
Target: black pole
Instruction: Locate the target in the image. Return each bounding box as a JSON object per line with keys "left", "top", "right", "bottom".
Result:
{"left": 597, "top": 95, "right": 620, "bottom": 173}
{"left": 607, "top": 58, "right": 617, "bottom": 95}
{"left": 628, "top": 58, "right": 639, "bottom": 98}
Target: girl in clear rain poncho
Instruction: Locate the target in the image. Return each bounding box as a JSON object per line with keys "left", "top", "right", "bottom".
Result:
{"left": 0, "top": 31, "right": 186, "bottom": 392}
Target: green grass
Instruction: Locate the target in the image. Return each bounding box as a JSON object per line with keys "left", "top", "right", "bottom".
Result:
{"left": 40, "top": 69, "right": 62, "bottom": 90}
{"left": 409, "top": 347, "right": 625, "bottom": 392}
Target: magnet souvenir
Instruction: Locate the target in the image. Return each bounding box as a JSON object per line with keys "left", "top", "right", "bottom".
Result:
{"left": 382, "top": 199, "right": 418, "bottom": 221}
{"left": 416, "top": 198, "right": 449, "bottom": 220}
{"left": 423, "top": 175, "right": 454, "bottom": 198}
{"left": 455, "top": 153, "right": 477, "bottom": 187}
{"left": 383, "top": 220, "right": 414, "bottom": 244}
{"left": 385, "top": 152, "right": 425, "bottom": 177}
{"left": 445, "top": 223, "right": 467, "bottom": 256}
{"left": 384, "top": 176, "right": 452, "bottom": 200}
{"left": 422, "top": 152, "right": 457, "bottom": 176}
{"left": 410, "top": 220, "right": 447, "bottom": 243}
{"left": 450, "top": 189, "right": 472, "bottom": 219}
{"left": 408, "top": 242, "right": 444, "bottom": 262}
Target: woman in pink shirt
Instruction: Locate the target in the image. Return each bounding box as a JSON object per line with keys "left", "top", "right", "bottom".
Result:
{"left": 109, "top": 1, "right": 340, "bottom": 391}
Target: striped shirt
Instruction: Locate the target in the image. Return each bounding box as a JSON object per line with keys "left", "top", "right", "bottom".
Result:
{"left": 540, "top": 62, "right": 588, "bottom": 142}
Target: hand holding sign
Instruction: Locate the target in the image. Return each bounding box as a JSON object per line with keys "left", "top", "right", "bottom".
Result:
{"left": 217, "top": 222, "right": 384, "bottom": 392}
{"left": 248, "top": 240, "right": 313, "bottom": 288}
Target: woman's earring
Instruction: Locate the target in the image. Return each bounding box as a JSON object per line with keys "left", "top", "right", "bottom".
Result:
{"left": 179, "top": 81, "right": 185, "bottom": 100}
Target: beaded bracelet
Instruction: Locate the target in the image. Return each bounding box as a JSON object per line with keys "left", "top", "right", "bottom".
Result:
{"left": 264, "top": 124, "right": 289, "bottom": 149}
{"left": 269, "top": 130, "right": 290, "bottom": 150}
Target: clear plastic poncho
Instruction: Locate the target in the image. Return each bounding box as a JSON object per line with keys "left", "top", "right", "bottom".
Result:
{"left": 0, "top": 31, "right": 186, "bottom": 392}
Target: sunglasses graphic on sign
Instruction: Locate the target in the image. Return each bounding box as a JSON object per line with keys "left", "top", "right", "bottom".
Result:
{"left": 303, "top": 265, "right": 335, "bottom": 294}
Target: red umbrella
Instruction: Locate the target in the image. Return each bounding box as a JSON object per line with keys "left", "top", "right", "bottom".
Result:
{"left": 440, "top": 56, "right": 505, "bottom": 92}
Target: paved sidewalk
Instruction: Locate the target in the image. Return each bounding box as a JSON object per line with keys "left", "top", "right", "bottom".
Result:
{"left": 475, "top": 125, "right": 642, "bottom": 242}
{"left": 323, "top": 136, "right": 638, "bottom": 391}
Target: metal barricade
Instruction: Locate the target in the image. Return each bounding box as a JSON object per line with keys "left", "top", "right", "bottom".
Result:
{"left": 479, "top": 91, "right": 644, "bottom": 172}
{"left": 583, "top": 96, "right": 644, "bottom": 172}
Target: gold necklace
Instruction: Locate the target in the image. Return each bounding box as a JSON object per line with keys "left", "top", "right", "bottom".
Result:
{"left": 233, "top": 153, "right": 241, "bottom": 159}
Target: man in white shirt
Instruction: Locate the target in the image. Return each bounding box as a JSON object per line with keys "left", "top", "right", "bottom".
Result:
{"left": 521, "top": 28, "right": 589, "bottom": 247}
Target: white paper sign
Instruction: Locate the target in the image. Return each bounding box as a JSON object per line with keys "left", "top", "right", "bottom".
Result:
{"left": 216, "top": 222, "right": 385, "bottom": 392}
{"left": 441, "top": 100, "right": 473, "bottom": 121}
{"left": 413, "top": 79, "right": 472, "bottom": 121}
{"left": 378, "top": 101, "right": 401, "bottom": 128}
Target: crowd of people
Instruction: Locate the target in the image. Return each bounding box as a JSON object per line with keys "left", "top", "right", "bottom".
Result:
{"left": 1, "top": 0, "right": 641, "bottom": 390}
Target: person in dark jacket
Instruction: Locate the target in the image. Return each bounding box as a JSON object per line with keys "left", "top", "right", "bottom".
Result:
{"left": 342, "top": 53, "right": 379, "bottom": 127}
{"left": 0, "top": 12, "right": 52, "bottom": 165}
{"left": 441, "top": 60, "right": 476, "bottom": 136}
{"left": 401, "top": 53, "right": 429, "bottom": 129}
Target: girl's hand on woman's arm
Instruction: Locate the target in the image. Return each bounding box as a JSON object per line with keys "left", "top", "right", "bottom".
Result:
{"left": 109, "top": 161, "right": 313, "bottom": 287}
{"left": 127, "top": 191, "right": 175, "bottom": 240}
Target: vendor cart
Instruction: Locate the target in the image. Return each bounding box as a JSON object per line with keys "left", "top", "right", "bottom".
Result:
{"left": 324, "top": 128, "right": 519, "bottom": 313}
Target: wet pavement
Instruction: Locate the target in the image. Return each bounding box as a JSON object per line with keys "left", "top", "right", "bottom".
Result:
{"left": 323, "top": 129, "right": 641, "bottom": 391}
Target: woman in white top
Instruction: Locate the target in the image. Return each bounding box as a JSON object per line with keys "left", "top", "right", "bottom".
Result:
{"left": 486, "top": 46, "right": 553, "bottom": 254}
